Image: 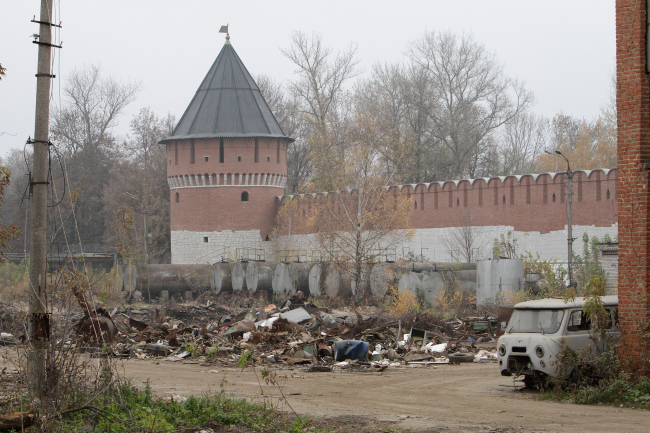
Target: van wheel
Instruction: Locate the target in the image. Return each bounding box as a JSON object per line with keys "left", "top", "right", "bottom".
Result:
{"left": 523, "top": 374, "right": 548, "bottom": 390}
{"left": 523, "top": 375, "right": 537, "bottom": 389}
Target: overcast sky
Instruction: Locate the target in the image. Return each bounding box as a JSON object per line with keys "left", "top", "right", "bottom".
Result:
{"left": 0, "top": 0, "right": 615, "bottom": 158}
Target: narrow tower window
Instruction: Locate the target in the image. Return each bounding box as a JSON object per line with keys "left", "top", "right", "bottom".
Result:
{"left": 174, "top": 142, "right": 178, "bottom": 165}
{"left": 175, "top": 192, "right": 179, "bottom": 203}
{"left": 219, "top": 138, "right": 224, "bottom": 163}
{"left": 203, "top": 237, "right": 208, "bottom": 243}
{"left": 241, "top": 191, "right": 249, "bottom": 201}
{"left": 255, "top": 138, "right": 259, "bottom": 163}
{"left": 190, "top": 139, "right": 195, "bottom": 163}
{"left": 276, "top": 140, "right": 280, "bottom": 163}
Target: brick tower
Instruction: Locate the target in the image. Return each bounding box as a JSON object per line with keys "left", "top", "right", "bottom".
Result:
{"left": 161, "top": 36, "right": 293, "bottom": 264}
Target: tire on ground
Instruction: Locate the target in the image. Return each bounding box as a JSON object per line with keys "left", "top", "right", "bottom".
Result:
{"left": 446, "top": 352, "right": 475, "bottom": 363}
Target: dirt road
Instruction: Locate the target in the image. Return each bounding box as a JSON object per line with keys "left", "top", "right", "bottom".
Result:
{"left": 119, "top": 359, "right": 647, "bottom": 433}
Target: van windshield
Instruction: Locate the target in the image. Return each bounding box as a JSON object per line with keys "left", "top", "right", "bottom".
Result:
{"left": 507, "top": 309, "right": 565, "bottom": 334}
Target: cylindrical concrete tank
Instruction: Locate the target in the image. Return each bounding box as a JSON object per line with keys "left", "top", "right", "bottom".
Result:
{"left": 138, "top": 264, "right": 211, "bottom": 297}
{"left": 476, "top": 259, "right": 524, "bottom": 307}
{"left": 350, "top": 264, "right": 371, "bottom": 298}
{"left": 211, "top": 263, "right": 233, "bottom": 295}
{"left": 245, "top": 262, "right": 273, "bottom": 294}
{"left": 288, "top": 263, "right": 310, "bottom": 294}
{"left": 324, "top": 268, "right": 345, "bottom": 298}
{"left": 397, "top": 270, "right": 446, "bottom": 306}
{"left": 232, "top": 262, "right": 248, "bottom": 293}
{"left": 456, "top": 270, "right": 478, "bottom": 293}
{"left": 431, "top": 262, "right": 477, "bottom": 271}
{"left": 369, "top": 263, "right": 407, "bottom": 297}
{"left": 118, "top": 262, "right": 138, "bottom": 292}
{"left": 272, "top": 263, "right": 294, "bottom": 296}
{"left": 308, "top": 264, "right": 323, "bottom": 297}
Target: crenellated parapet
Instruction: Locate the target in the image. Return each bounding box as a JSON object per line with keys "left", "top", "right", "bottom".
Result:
{"left": 277, "top": 168, "right": 618, "bottom": 234}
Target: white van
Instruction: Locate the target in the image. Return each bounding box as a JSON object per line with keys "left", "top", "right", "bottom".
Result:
{"left": 497, "top": 295, "right": 619, "bottom": 388}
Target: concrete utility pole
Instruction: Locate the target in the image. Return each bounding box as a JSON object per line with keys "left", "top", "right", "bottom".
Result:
{"left": 546, "top": 149, "right": 574, "bottom": 288}
{"left": 27, "top": 0, "right": 60, "bottom": 396}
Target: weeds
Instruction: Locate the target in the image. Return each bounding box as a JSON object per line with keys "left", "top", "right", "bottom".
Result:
{"left": 50, "top": 380, "right": 277, "bottom": 432}
{"left": 388, "top": 286, "right": 421, "bottom": 318}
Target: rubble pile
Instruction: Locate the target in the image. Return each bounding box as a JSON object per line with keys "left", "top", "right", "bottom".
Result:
{"left": 94, "top": 299, "right": 499, "bottom": 370}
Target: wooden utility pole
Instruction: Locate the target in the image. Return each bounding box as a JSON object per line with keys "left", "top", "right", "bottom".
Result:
{"left": 27, "top": 0, "right": 60, "bottom": 396}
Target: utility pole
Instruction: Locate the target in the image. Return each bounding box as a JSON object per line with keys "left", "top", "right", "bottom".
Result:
{"left": 27, "top": 0, "right": 61, "bottom": 397}
{"left": 556, "top": 151, "right": 575, "bottom": 288}
{"left": 545, "top": 149, "right": 575, "bottom": 288}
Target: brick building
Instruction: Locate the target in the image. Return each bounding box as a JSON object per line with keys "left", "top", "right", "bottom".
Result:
{"left": 616, "top": 0, "right": 650, "bottom": 375}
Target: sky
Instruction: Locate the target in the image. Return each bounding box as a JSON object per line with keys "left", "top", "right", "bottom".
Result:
{"left": 0, "top": 0, "right": 616, "bottom": 158}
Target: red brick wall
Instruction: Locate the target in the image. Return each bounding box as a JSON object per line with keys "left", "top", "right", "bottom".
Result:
{"left": 617, "top": 0, "right": 650, "bottom": 375}
{"left": 282, "top": 169, "right": 618, "bottom": 235}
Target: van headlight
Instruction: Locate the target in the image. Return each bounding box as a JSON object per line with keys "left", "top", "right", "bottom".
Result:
{"left": 498, "top": 344, "right": 506, "bottom": 356}
{"left": 535, "top": 345, "right": 545, "bottom": 358}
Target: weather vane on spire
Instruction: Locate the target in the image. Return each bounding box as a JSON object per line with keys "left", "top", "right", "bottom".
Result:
{"left": 219, "top": 24, "right": 230, "bottom": 44}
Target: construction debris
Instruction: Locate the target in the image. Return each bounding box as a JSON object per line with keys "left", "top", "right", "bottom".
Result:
{"left": 59, "top": 300, "right": 499, "bottom": 370}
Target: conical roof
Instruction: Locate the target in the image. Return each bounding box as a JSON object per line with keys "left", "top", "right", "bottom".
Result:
{"left": 161, "top": 42, "right": 292, "bottom": 143}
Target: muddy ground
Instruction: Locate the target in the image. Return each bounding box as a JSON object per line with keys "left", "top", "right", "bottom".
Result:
{"left": 116, "top": 359, "right": 647, "bottom": 433}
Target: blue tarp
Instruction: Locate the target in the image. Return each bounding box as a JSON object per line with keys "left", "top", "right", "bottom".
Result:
{"left": 334, "top": 340, "right": 369, "bottom": 361}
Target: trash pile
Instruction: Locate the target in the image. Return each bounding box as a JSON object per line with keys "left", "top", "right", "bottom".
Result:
{"left": 90, "top": 297, "right": 499, "bottom": 370}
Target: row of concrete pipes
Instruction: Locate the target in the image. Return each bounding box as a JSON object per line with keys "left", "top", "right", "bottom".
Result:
{"left": 117, "top": 262, "right": 477, "bottom": 306}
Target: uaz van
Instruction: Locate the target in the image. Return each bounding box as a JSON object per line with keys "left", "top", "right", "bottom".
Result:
{"left": 497, "top": 295, "right": 619, "bottom": 388}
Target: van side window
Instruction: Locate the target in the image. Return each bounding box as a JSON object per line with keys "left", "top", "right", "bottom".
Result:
{"left": 567, "top": 310, "right": 591, "bottom": 331}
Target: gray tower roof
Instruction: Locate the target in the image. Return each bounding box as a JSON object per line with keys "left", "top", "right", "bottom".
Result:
{"left": 160, "top": 43, "right": 292, "bottom": 143}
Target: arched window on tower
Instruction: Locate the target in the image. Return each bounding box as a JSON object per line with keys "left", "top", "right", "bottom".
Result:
{"left": 175, "top": 192, "right": 179, "bottom": 203}
{"left": 241, "top": 191, "right": 249, "bottom": 202}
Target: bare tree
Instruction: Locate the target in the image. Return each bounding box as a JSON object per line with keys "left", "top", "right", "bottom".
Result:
{"left": 281, "top": 32, "right": 360, "bottom": 192}
{"left": 441, "top": 212, "right": 487, "bottom": 263}
{"left": 125, "top": 107, "right": 175, "bottom": 169}
{"left": 49, "top": 64, "right": 140, "bottom": 247}
{"left": 408, "top": 30, "right": 533, "bottom": 179}
{"left": 281, "top": 31, "right": 360, "bottom": 131}
{"left": 51, "top": 64, "right": 140, "bottom": 158}
{"left": 256, "top": 74, "right": 314, "bottom": 193}
{"left": 103, "top": 109, "right": 175, "bottom": 263}
{"left": 498, "top": 112, "right": 548, "bottom": 175}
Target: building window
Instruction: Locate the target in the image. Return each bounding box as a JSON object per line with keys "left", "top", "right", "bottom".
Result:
{"left": 277, "top": 140, "right": 280, "bottom": 163}
{"left": 169, "top": 158, "right": 172, "bottom": 165}
{"left": 220, "top": 138, "right": 224, "bottom": 163}
{"left": 267, "top": 156, "right": 271, "bottom": 162}
{"left": 238, "top": 155, "right": 242, "bottom": 162}
{"left": 190, "top": 140, "right": 195, "bottom": 163}
{"left": 255, "top": 138, "right": 259, "bottom": 163}
{"left": 607, "top": 189, "right": 610, "bottom": 200}
{"left": 203, "top": 237, "right": 208, "bottom": 243}
{"left": 204, "top": 156, "right": 209, "bottom": 162}
{"left": 552, "top": 193, "right": 556, "bottom": 202}
{"left": 175, "top": 192, "right": 179, "bottom": 203}
{"left": 503, "top": 195, "right": 506, "bottom": 204}
{"left": 241, "top": 191, "right": 249, "bottom": 201}
{"left": 414, "top": 201, "right": 417, "bottom": 209}
{"left": 174, "top": 142, "right": 178, "bottom": 165}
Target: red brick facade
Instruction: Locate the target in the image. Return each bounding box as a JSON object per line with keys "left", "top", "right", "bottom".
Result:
{"left": 281, "top": 169, "right": 618, "bottom": 234}
{"left": 167, "top": 137, "right": 289, "bottom": 238}
{"left": 617, "top": 0, "right": 650, "bottom": 375}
